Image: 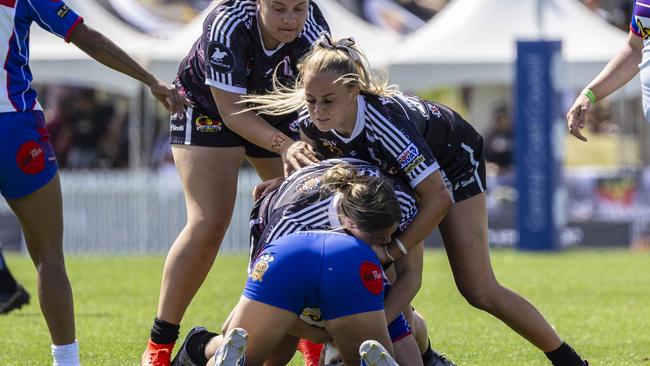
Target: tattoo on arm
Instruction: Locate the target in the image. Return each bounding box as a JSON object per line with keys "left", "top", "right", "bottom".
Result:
{"left": 271, "top": 134, "right": 287, "bottom": 154}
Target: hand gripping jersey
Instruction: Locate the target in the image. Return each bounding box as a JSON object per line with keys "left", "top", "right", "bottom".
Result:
{"left": 249, "top": 158, "right": 418, "bottom": 264}
{"left": 0, "top": 0, "right": 82, "bottom": 113}
{"left": 174, "top": 0, "right": 329, "bottom": 126}
{"left": 299, "top": 92, "right": 486, "bottom": 202}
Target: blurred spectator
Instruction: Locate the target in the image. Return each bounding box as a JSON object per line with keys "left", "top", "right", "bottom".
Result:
{"left": 336, "top": 0, "right": 446, "bottom": 34}
{"left": 582, "top": 0, "right": 632, "bottom": 31}
{"left": 40, "top": 86, "right": 130, "bottom": 169}
{"left": 484, "top": 103, "right": 514, "bottom": 174}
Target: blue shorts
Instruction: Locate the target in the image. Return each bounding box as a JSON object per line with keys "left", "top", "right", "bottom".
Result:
{"left": 0, "top": 111, "right": 57, "bottom": 199}
{"left": 244, "top": 231, "right": 384, "bottom": 320}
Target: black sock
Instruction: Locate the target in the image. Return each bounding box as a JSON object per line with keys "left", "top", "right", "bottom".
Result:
{"left": 150, "top": 317, "right": 180, "bottom": 345}
{"left": 187, "top": 330, "right": 218, "bottom": 366}
{"left": 0, "top": 250, "right": 18, "bottom": 293}
{"left": 421, "top": 339, "right": 434, "bottom": 364}
{"left": 545, "top": 342, "right": 585, "bottom": 366}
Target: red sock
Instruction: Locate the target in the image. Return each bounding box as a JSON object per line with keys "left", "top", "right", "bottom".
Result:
{"left": 297, "top": 338, "right": 323, "bottom": 366}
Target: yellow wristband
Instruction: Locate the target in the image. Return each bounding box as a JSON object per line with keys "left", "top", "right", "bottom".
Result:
{"left": 581, "top": 88, "right": 596, "bottom": 104}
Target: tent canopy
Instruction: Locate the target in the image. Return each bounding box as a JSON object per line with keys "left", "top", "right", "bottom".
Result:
{"left": 29, "top": 0, "right": 160, "bottom": 96}
{"left": 388, "top": 0, "right": 631, "bottom": 90}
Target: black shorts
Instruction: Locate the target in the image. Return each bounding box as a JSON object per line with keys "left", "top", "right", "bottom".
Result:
{"left": 426, "top": 122, "right": 486, "bottom": 202}
{"left": 169, "top": 106, "right": 298, "bottom": 158}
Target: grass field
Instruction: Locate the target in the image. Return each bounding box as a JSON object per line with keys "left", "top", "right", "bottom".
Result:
{"left": 1, "top": 249, "right": 649, "bottom": 365}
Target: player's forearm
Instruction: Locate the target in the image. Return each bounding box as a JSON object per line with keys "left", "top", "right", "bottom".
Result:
{"left": 70, "top": 23, "right": 156, "bottom": 87}
{"left": 393, "top": 174, "right": 451, "bottom": 258}
{"left": 383, "top": 244, "right": 424, "bottom": 323}
{"left": 226, "top": 111, "right": 293, "bottom": 154}
{"left": 586, "top": 33, "right": 643, "bottom": 100}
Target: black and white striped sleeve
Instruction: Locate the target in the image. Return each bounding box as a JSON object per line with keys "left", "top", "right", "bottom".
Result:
{"left": 366, "top": 104, "right": 440, "bottom": 188}
{"left": 202, "top": 3, "right": 255, "bottom": 94}
{"left": 300, "top": 1, "right": 330, "bottom": 46}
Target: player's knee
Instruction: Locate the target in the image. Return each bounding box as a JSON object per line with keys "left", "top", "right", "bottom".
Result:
{"left": 457, "top": 282, "right": 498, "bottom": 312}
{"left": 185, "top": 217, "right": 230, "bottom": 246}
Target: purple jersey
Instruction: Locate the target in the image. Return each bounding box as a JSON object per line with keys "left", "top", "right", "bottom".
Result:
{"left": 631, "top": 0, "right": 650, "bottom": 38}
{"left": 174, "top": 0, "right": 329, "bottom": 126}
{"left": 0, "top": 0, "right": 82, "bottom": 113}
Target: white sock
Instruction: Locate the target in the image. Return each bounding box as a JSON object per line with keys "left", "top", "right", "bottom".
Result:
{"left": 51, "top": 340, "right": 80, "bottom": 366}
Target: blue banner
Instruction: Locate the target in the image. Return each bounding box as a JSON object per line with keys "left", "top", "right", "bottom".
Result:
{"left": 514, "top": 40, "right": 566, "bottom": 251}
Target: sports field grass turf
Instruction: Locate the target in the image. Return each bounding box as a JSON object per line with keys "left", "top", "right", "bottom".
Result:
{"left": 1, "top": 249, "right": 649, "bottom": 365}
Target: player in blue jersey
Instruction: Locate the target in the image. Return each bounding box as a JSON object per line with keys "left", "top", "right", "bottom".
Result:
{"left": 171, "top": 163, "right": 413, "bottom": 366}
{"left": 568, "top": 0, "right": 650, "bottom": 135}
{"left": 170, "top": 161, "right": 453, "bottom": 366}
{"left": 144, "top": 1, "right": 331, "bottom": 364}
{"left": 0, "top": 1, "right": 183, "bottom": 365}
{"left": 242, "top": 35, "right": 589, "bottom": 366}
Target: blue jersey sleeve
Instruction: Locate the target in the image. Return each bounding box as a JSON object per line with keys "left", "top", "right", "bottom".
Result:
{"left": 25, "top": 0, "right": 83, "bottom": 42}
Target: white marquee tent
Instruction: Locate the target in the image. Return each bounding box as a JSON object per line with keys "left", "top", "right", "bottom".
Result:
{"left": 388, "top": 0, "right": 632, "bottom": 91}
{"left": 29, "top": 0, "right": 160, "bottom": 96}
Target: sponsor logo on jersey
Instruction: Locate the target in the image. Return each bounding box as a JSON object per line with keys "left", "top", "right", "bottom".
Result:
{"left": 250, "top": 253, "right": 274, "bottom": 282}
{"left": 16, "top": 141, "right": 46, "bottom": 174}
{"left": 207, "top": 42, "right": 235, "bottom": 73}
{"left": 397, "top": 143, "right": 420, "bottom": 169}
{"left": 56, "top": 4, "right": 70, "bottom": 18}
{"left": 404, "top": 155, "right": 425, "bottom": 175}
{"left": 636, "top": 17, "right": 650, "bottom": 38}
{"left": 454, "top": 175, "right": 476, "bottom": 191}
{"left": 298, "top": 177, "right": 321, "bottom": 193}
{"left": 195, "top": 115, "right": 222, "bottom": 133}
{"left": 319, "top": 138, "right": 343, "bottom": 156}
{"left": 170, "top": 124, "right": 185, "bottom": 132}
{"left": 359, "top": 261, "right": 383, "bottom": 295}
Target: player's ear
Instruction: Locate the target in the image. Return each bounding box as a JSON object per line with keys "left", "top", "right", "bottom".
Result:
{"left": 347, "top": 84, "right": 360, "bottom": 100}
{"left": 341, "top": 216, "right": 357, "bottom": 230}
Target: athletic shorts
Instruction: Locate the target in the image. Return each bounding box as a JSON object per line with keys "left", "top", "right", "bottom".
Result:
{"left": 424, "top": 118, "right": 486, "bottom": 202}
{"left": 169, "top": 106, "right": 297, "bottom": 158}
{"left": 0, "top": 111, "right": 57, "bottom": 199}
{"left": 243, "top": 231, "right": 384, "bottom": 320}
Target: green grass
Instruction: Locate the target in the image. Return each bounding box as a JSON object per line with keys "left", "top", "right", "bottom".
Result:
{"left": 1, "top": 249, "right": 649, "bottom": 365}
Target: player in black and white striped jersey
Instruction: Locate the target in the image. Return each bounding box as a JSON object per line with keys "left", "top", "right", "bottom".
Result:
{"left": 143, "top": 1, "right": 330, "bottom": 364}
{"left": 241, "top": 34, "right": 587, "bottom": 366}
{"left": 250, "top": 158, "right": 417, "bottom": 263}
